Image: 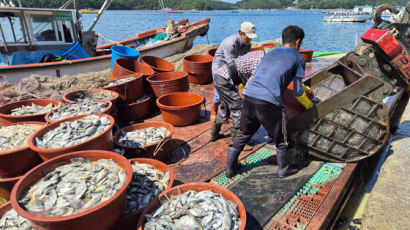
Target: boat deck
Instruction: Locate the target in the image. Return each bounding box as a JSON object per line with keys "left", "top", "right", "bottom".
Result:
{"left": 140, "top": 56, "right": 363, "bottom": 229}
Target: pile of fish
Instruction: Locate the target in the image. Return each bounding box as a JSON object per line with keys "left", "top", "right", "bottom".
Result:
{"left": 144, "top": 190, "right": 241, "bottom": 230}
{"left": 0, "top": 124, "right": 43, "bottom": 152}
{"left": 106, "top": 76, "right": 136, "bottom": 87}
{"left": 19, "top": 157, "right": 126, "bottom": 216}
{"left": 118, "top": 127, "right": 169, "bottom": 147}
{"left": 123, "top": 162, "right": 170, "bottom": 215}
{"left": 70, "top": 91, "right": 115, "bottom": 101}
{"left": 35, "top": 115, "right": 111, "bottom": 149}
{"left": 48, "top": 99, "right": 109, "bottom": 121}
{"left": 0, "top": 208, "right": 33, "bottom": 230}
{"left": 10, "top": 103, "right": 58, "bottom": 116}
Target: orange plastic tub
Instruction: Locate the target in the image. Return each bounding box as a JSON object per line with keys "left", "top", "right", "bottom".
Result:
{"left": 112, "top": 158, "right": 174, "bottom": 230}
{"left": 117, "top": 95, "right": 152, "bottom": 122}
{"left": 102, "top": 73, "right": 144, "bottom": 102}
{"left": 62, "top": 88, "right": 119, "bottom": 107}
{"left": 10, "top": 150, "right": 133, "bottom": 230}
{"left": 147, "top": 72, "right": 189, "bottom": 98}
{"left": 0, "top": 99, "right": 62, "bottom": 125}
{"left": 111, "top": 58, "right": 155, "bottom": 80}
{"left": 0, "top": 121, "right": 45, "bottom": 177}
{"left": 298, "top": 49, "right": 314, "bottom": 62}
{"left": 113, "top": 122, "right": 174, "bottom": 161}
{"left": 28, "top": 114, "right": 114, "bottom": 161}
{"left": 156, "top": 92, "right": 204, "bottom": 127}
{"left": 137, "top": 182, "right": 246, "bottom": 230}
{"left": 141, "top": 55, "right": 174, "bottom": 73}
{"left": 0, "top": 176, "right": 20, "bottom": 201}
{"left": 183, "top": 54, "right": 213, "bottom": 84}
{"left": 207, "top": 47, "right": 217, "bottom": 58}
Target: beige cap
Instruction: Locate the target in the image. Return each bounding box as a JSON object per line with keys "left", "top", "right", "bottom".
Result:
{"left": 240, "top": 22, "right": 257, "bottom": 39}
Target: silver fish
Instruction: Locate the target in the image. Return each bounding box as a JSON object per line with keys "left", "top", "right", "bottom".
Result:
{"left": 106, "top": 76, "right": 136, "bottom": 87}
{"left": 0, "top": 124, "right": 43, "bottom": 153}
{"left": 0, "top": 208, "right": 33, "bottom": 230}
{"left": 71, "top": 91, "right": 115, "bottom": 101}
{"left": 144, "top": 190, "right": 241, "bottom": 230}
{"left": 48, "top": 99, "right": 109, "bottom": 122}
{"left": 118, "top": 127, "right": 169, "bottom": 147}
{"left": 10, "top": 103, "right": 58, "bottom": 116}
{"left": 19, "top": 157, "right": 125, "bottom": 217}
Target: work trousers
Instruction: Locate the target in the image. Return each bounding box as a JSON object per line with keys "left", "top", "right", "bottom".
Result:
{"left": 214, "top": 74, "right": 243, "bottom": 129}
{"left": 233, "top": 96, "right": 288, "bottom": 152}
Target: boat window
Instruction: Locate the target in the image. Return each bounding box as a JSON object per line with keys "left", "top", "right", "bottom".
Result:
{"left": 0, "top": 12, "right": 26, "bottom": 43}
{"left": 31, "top": 14, "right": 58, "bottom": 41}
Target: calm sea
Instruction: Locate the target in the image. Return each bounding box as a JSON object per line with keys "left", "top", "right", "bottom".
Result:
{"left": 84, "top": 10, "right": 373, "bottom": 52}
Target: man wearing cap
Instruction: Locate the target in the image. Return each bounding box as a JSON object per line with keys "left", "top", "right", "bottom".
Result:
{"left": 225, "top": 25, "right": 314, "bottom": 178}
{"left": 210, "top": 22, "right": 257, "bottom": 142}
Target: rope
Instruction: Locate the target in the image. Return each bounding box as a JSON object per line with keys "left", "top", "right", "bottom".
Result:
{"left": 96, "top": 33, "right": 120, "bottom": 45}
{"left": 158, "top": 0, "right": 173, "bottom": 21}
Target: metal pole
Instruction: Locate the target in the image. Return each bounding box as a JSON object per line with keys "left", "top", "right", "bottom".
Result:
{"left": 8, "top": 17, "right": 17, "bottom": 42}
{"left": 86, "top": 0, "right": 112, "bottom": 32}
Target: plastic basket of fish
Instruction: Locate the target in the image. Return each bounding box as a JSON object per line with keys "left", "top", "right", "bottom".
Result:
{"left": 63, "top": 88, "right": 119, "bottom": 105}
{"left": 0, "top": 122, "right": 45, "bottom": 177}
{"left": 45, "top": 99, "right": 112, "bottom": 123}
{"left": 29, "top": 114, "right": 114, "bottom": 161}
{"left": 0, "top": 99, "right": 62, "bottom": 125}
{"left": 113, "top": 158, "right": 174, "bottom": 230}
{"left": 113, "top": 122, "right": 174, "bottom": 162}
{"left": 10, "top": 150, "right": 133, "bottom": 230}
{"left": 137, "top": 182, "right": 246, "bottom": 230}
{"left": 0, "top": 201, "right": 33, "bottom": 229}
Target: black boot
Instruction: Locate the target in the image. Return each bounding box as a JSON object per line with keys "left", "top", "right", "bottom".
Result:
{"left": 277, "top": 149, "right": 299, "bottom": 178}
{"left": 210, "top": 122, "right": 222, "bottom": 142}
{"left": 226, "top": 146, "right": 242, "bottom": 178}
{"left": 231, "top": 128, "right": 253, "bottom": 151}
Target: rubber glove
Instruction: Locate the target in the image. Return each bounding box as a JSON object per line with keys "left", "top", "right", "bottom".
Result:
{"left": 295, "top": 91, "right": 313, "bottom": 110}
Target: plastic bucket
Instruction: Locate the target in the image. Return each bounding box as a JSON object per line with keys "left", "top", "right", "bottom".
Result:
{"left": 61, "top": 42, "right": 90, "bottom": 60}
{"left": 111, "top": 46, "right": 140, "bottom": 70}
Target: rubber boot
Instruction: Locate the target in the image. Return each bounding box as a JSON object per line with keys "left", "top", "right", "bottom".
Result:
{"left": 210, "top": 122, "right": 223, "bottom": 142}
{"left": 226, "top": 146, "right": 242, "bottom": 178}
{"left": 277, "top": 149, "right": 299, "bottom": 178}
{"left": 231, "top": 128, "right": 253, "bottom": 151}
{"left": 210, "top": 103, "right": 219, "bottom": 122}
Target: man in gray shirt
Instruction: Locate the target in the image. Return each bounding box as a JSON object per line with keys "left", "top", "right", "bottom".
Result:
{"left": 210, "top": 21, "right": 257, "bottom": 134}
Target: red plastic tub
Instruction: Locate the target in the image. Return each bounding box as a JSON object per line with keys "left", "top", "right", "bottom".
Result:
{"left": 298, "top": 49, "right": 314, "bottom": 62}
{"left": 137, "top": 182, "right": 246, "bottom": 230}
{"left": 0, "top": 176, "right": 20, "bottom": 201}
{"left": 10, "top": 150, "right": 133, "bottom": 230}
{"left": 156, "top": 92, "right": 204, "bottom": 127}
{"left": 0, "top": 122, "right": 45, "bottom": 177}
{"left": 183, "top": 54, "right": 213, "bottom": 84}
{"left": 141, "top": 55, "right": 174, "bottom": 73}
{"left": 28, "top": 114, "right": 114, "bottom": 161}
{"left": 62, "top": 88, "right": 119, "bottom": 107}
{"left": 207, "top": 47, "right": 217, "bottom": 58}
{"left": 102, "top": 73, "right": 144, "bottom": 102}
{"left": 0, "top": 99, "right": 62, "bottom": 125}
{"left": 117, "top": 95, "right": 152, "bottom": 122}
{"left": 113, "top": 122, "right": 174, "bottom": 161}
{"left": 111, "top": 58, "right": 155, "bottom": 80}
{"left": 112, "top": 158, "right": 174, "bottom": 230}
{"left": 44, "top": 100, "right": 113, "bottom": 123}
{"left": 147, "top": 71, "right": 189, "bottom": 98}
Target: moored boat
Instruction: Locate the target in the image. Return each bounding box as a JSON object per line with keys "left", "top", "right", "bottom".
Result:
{"left": 323, "top": 15, "right": 370, "bottom": 22}
{"left": 0, "top": 5, "right": 210, "bottom": 82}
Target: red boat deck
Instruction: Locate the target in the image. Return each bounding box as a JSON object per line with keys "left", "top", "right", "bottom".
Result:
{"left": 139, "top": 56, "right": 364, "bottom": 229}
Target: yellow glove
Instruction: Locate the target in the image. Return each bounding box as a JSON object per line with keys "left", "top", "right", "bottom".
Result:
{"left": 239, "top": 83, "right": 244, "bottom": 89}
{"left": 302, "top": 83, "right": 312, "bottom": 94}
{"left": 295, "top": 91, "right": 313, "bottom": 110}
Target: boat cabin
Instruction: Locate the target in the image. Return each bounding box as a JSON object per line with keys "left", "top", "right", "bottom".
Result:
{"left": 0, "top": 7, "right": 77, "bottom": 65}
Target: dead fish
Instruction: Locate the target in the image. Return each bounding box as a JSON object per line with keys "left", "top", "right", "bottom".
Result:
{"left": 106, "top": 76, "right": 136, "bottom": 87}
{"left": 49, "top": 99, "right": 109, "bottom": 121}
{"left": 125, "top": 94, "right": 149, "bottom": 104}
{"left": 19, "top": 157, "right": 126, "bottom": 217}
{"left": 144, "top": 189, "right": 241, "bottom": 230}
{"left": 35, "top": 115, "right": 111, "bottom": 149}
{"left": 10, "top": 103, "right": 58, "bottom": 116}
{"left": 118, "top": 127, "right": 169, "bottom": 147}
{"left": 0, "top": 124, "right": 43, "bottom": 153}
{"left": 0, "top": 208, "right": 33, "bottom": 230}
{"left": 123, "top": 162, "right": 170, "bottom": 215}
{"left": 71, "top": 92, "right": 115, "bottom": 102}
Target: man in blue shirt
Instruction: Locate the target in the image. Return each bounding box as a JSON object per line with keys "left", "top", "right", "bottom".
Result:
{"left": 226, "top": 25, "right": 314, "bottom": 178}
{"left": 210, "top": 22, "right": 256, "bottom": 123}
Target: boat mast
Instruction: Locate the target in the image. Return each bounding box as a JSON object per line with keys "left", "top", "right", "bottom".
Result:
{"left": 86, "top": 0, "right": 112, "bottom": 32}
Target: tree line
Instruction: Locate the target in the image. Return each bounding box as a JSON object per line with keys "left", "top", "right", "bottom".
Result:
{"left": 19, "top": 0, "right": 408, "bottom": 10}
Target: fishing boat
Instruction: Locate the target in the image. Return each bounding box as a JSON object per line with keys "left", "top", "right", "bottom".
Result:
{"left": 0, "top": 3, "right": 210, "bottom": 82}
{"left": 323, "top": 15, "right": 370, "bottom": 22}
